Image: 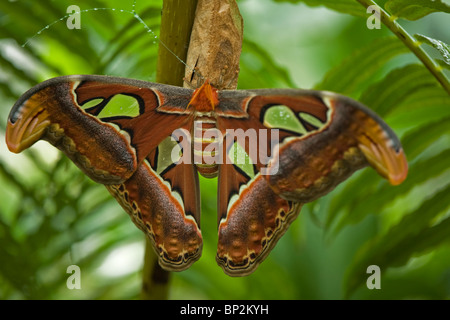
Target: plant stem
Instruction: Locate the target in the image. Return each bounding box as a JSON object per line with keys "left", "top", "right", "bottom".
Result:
{"left": 140, "top": 0, "right": 198, "bottom": 300}
{"left": 140, "top": 238, "right": 170, "bottom": 299}
{"left": 156, "top": 0, "right": 198, "bottom": 86}
{"left": 356, "top": 0, "right": 450, "bottom": 94}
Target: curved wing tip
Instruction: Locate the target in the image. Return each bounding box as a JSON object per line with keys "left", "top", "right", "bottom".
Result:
{"left": 358, "top": 131, "right": 409, "bottom": 186}
{"left": 5, "top": 116, "right": 50, "bottom": 154}
{"left": 5, "top": 125, "right": 26, "bottom": 153}
{"left": 5, "top": 142, "right": 21, "bottom": 154}
{"left": 388, "top": 150, "right": 408, "bottom": 186}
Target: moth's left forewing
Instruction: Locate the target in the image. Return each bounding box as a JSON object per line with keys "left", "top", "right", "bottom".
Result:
{"left": 6, "top": 75, "right": 195, "bottom": 184}
{"left": 7, "top": 77, "right": 134, "bottom": 183}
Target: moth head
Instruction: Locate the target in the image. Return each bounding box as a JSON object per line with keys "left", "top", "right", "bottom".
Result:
{"left": 188, "top": 79, "right": 219, "bottom": 112}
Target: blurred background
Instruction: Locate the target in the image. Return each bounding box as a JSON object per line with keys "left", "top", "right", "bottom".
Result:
{"left": 0, "top": 0, "right": 449, "bottom": 299}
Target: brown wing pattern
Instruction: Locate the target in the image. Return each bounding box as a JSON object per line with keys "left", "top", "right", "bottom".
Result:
{"left": 215, "top": 88, "right": 407, "bottom": 275}
{"left": 106, "top": 157, "right": 202, "bottom": 271}
{"left": 217, "top": 164, "right": 301, "bottom": 275}
{"left": 6, "top": 75, "right": 194, "bottom": 184}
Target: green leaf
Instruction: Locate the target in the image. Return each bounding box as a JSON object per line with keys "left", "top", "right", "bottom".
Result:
{"left": 436, "top": 59, "right": 450, "bottom": 70}
{"left": 325, "top": 170, "right": 379, "bottom": 231}
{"left": 387, "top": 86, "right": 450, "bottom": 130}
{"left": 315, "top": 37, "right": 409, "bottom": 96}
{"left": 272, "top": 0, "right": 366, "bottom": 17}
{"left": 98, "top": 6, "right": 160, "bottom": 73}
{"left": 329, "top": 148, "right": 450, "bottom": 235}
{"left": 240, "top": 39, "right": 296, "bottom": 88}
{"left": 359, "top": 64, "right": 438, "bottom": 116}
{"left": 415, "top": 34, "right": 450, "bottom": 69}
{"left": 385, "top": 0, "right": 450, "bottom": 20}
{"left": 344, "top": 183, "right": 450, "bottom": 297}
{"left": 401, "top": 116, "right": 450, "bottom": 159}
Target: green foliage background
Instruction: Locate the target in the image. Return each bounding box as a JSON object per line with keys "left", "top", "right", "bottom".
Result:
{"left": 0, "top": 0, "right": 449, "bottom": 299}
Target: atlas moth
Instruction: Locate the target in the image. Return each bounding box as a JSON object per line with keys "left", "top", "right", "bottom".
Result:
{"left": 6, "top": 73, "right": 407, "bottom": 276}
